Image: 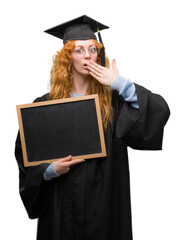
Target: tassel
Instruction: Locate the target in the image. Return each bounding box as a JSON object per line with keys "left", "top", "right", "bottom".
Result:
{"left": 97, "top": 29, "right": 105, "bottom": 67}
{"left": 100, "top": 46, "right": 105, "bottom": 67}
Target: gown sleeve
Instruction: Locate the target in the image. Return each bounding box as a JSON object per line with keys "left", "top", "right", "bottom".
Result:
{"left": 115, "top": 83, "right": 170, "bottom": 150}
{"left": 14, "top": 95, "right": 54, "bottom": 219}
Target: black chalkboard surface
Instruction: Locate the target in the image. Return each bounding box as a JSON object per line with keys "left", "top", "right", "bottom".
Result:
{"left": 16, "top": 95, "right": 106, "bottom": 167}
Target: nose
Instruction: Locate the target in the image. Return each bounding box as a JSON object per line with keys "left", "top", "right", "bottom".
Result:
{"left": 84, "top": 49, "right": 91, "bottom": 59}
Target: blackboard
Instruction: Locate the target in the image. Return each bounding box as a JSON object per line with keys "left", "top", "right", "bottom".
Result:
{"left": 16, "top": 94, "right": 106, "bottom": 167}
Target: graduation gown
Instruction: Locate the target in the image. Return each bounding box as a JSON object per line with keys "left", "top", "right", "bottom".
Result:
{"left": 15, "top": 84, "right": 170, "bottom": 240}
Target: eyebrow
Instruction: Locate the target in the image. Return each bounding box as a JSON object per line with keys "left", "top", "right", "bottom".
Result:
{"left": 75, "top": 44, "right": 96, "bottom": 48}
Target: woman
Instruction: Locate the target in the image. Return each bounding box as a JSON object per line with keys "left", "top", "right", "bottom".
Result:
{"left": 15, "top": 15, "right": 170, "bottom": 240}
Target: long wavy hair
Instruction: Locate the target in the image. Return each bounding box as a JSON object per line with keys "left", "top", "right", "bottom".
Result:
{"left": 49, "top": 39, "right": 113, "bottom": 129}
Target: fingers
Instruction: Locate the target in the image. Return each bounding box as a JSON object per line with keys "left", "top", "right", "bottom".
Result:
{"left": 112, "top": 59, "right": 119, "bottom": 77}
{"left": 54, "top": 157, "right": 85, "bottom": 176}
{"left": 67, "top": 158, "right": 85, "bottom": 167}
{"left": 112, "top": 59, "right": 116, "bottom": 70}
{"left": 88, "top": 70, "right": 102, "bottom": 82}
{"left": 57, "top": 155, "right": 85, "bottom": 166}
{"left": 58, "top": 155, "right": 72, "bottom": 163}
{"left": 87, "top": 61, "right": 104, "bottom": 75}
{"left": 87, "top": 65, "right": 100, "bottom": 76}
{"left": 87, "top": 64, "right": 102, "bottom": 77}
{"left": 88, "top": 61, "right": 105, "bottom": 71}
{"left": 87, "top": 61, "right": 106, "bottom": 82}
{"left": 64, "top": 159, "right": 84, "bottom": 173}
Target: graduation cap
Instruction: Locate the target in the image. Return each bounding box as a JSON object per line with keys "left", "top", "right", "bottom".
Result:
{"left": 44, "top": 15, "right": 109, "bottom": 66}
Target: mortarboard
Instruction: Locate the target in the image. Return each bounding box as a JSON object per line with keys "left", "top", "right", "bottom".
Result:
{"left": 44, "top": 15, "right": 109, "bottom": 66}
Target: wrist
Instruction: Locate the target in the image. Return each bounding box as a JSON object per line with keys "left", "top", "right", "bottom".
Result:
{"left": 53, "top": 162, "right": 60, "bottom": 176}
{"left": 43, "top": 162, "right": 59, "bottom": 181}
{"left": 111, "top": 75, "right": 127, "bottom": 91}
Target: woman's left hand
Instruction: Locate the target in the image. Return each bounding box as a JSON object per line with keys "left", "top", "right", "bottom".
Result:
{"left": 86, "top": 59, "right": 119, "bottom": 87}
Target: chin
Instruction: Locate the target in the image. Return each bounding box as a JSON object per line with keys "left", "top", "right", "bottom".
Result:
{"left": 72, "top": 66, "right": 90, "bottom": 77}
{"left": 81, "top": 69, "right": 90, "bottom": 76}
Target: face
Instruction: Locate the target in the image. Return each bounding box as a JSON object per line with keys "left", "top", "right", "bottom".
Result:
{"left": 71, "top": 39, "right": 99, "bottom": 77}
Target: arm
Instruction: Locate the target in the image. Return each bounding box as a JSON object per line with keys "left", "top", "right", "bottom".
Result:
{"left": 15, "top": 131, "right": 52, "bottom": 219}
{"left": 116, "top": 83, "right": 170, "bottom": 150}
{"left": 111, "top": 76, "right": 139, "bottom": 109}
{"left": 86, "top": 59, "right": 170, "bottom": 150}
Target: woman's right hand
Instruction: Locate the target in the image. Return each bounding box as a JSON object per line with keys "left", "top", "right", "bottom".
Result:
{"left": 54, "top": 155, "right": 85, "bottom": 175}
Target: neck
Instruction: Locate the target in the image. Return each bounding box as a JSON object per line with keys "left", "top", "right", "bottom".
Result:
{"left": 71, "top": 73, "right": 91, "bottom": 95}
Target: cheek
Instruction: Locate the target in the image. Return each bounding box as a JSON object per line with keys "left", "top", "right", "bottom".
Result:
{"left": 71, "top": 54, "right": 77, "bottom": 65}
{"left": 91, "top": 55, "right": 98, "bottom": 62}
{"left": 71, "top": 55, "right": 80, "bottom": 69}
{"left": 71, "top": 62, "right": 79, "bottom": 73}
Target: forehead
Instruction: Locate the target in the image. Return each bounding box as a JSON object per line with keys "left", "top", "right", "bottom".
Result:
{"left": 75, "top": 39, "right": 96, "bottom": 47}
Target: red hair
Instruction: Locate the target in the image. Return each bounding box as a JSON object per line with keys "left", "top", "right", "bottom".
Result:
{"left": 49, "top": 40, "right": 113, "bottom": 129}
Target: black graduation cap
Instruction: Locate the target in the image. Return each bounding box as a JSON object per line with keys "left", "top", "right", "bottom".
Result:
{"left": 44, "top": 15, "right": 109, "bottom": 66}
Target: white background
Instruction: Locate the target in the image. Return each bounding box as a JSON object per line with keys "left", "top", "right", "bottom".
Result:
{"left": 0, "top": 0, "right": 184, "bottom": 239}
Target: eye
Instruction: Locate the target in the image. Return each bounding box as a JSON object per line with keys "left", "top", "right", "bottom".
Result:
{"left": 75, "top": 47, "right": 83, "bottom": 54}
{"left": 89, "top": 46, "right": 96, "bottom": 53}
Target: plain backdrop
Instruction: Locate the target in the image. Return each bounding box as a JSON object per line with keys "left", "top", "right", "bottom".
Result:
{"left": 1, "top": 0, "right": 184, "bottom": 239}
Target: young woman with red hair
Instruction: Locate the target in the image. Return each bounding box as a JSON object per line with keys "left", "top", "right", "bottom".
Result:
{"left": 15, "top": 16, "right": 170, "bottom": 240}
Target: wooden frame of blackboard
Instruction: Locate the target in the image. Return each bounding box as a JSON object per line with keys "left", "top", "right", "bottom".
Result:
{"left": 16, "top": 94, "right": 107, "bottom": 167}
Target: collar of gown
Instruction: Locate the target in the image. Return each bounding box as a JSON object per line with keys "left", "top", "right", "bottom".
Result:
{"left": 70, "top": 93, "right": 85, "bottom": 97}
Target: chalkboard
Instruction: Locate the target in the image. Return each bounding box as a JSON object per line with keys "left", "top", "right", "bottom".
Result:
{"left": 16, "top": 95, "right": 106, "bottom": 167}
